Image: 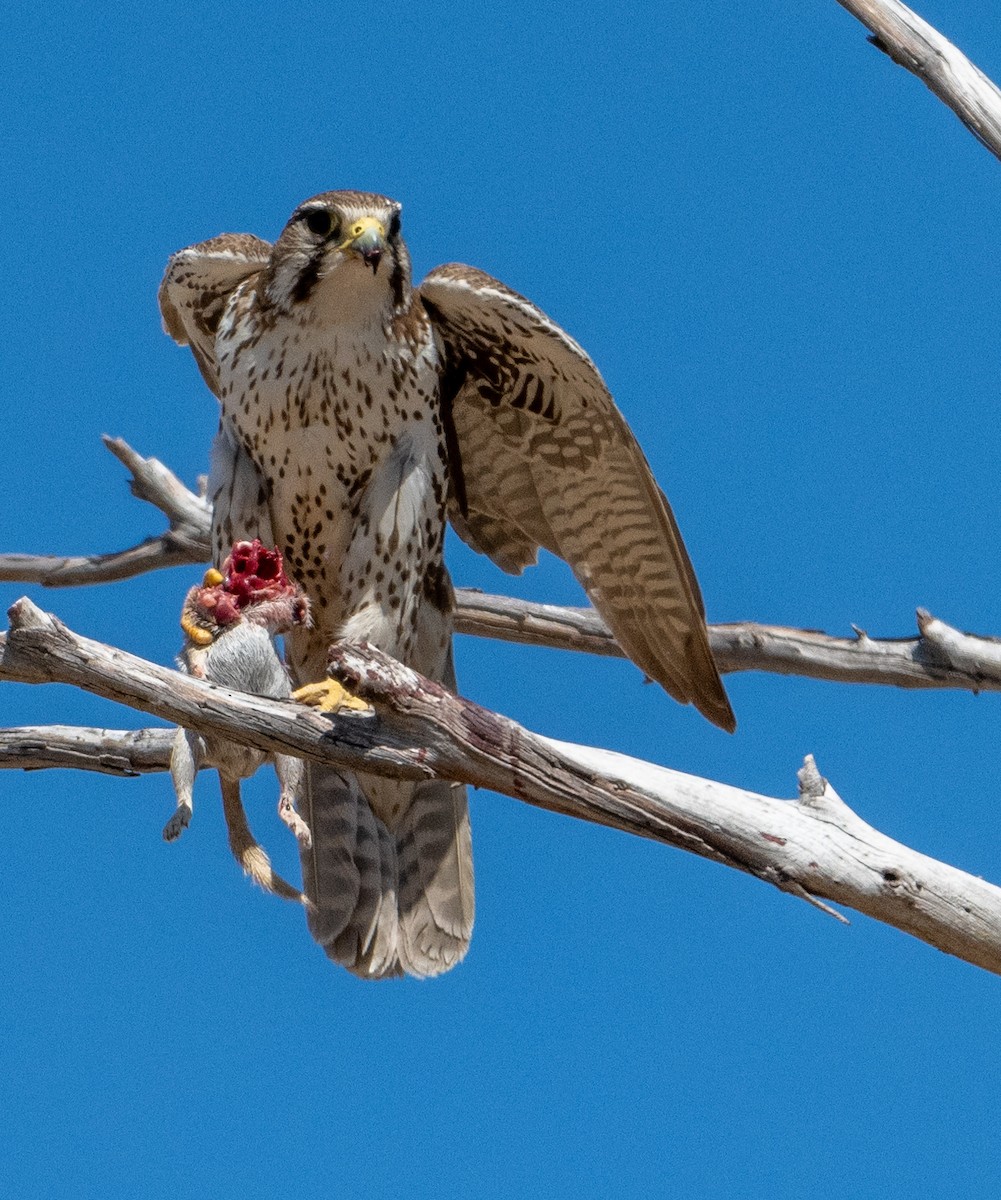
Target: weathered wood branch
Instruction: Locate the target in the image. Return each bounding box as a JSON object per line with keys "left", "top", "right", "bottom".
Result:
{"left": 0, "top": 725, "right": 176, "bottom": 776}
{"left": 837, "top": 0, "right": 1001, "bottom": 162}
{"left": 2, "top": 438, "right": 1001, "bottom": 695}
{"left": 457, "top": 592, "right": 1001, "bottom": 692}
{"left": 4, "top": 596, "right": 1001, "bottom": 975}
{"left": 0, "top": 438, "right": 211, "bottom": 586}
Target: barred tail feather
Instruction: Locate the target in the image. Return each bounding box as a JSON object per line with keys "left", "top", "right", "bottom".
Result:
{"left": 396, "top": 642, "right": 474, "bottom": 974}
{"left": 299, "top": 766, "right": 404, "bottom": 979}
{"left": 332, "top": 814, "right": 401, "bottom": 979}
{"left": 298, "top": 764, "right": 473, "bottom": 978}
{"left": 397, "top": 777, "right": 474, "bottom": 976}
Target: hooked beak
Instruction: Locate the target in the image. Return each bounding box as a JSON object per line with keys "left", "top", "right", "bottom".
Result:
{"left": 340, "top": 217, "right": 386, "bottom": 273}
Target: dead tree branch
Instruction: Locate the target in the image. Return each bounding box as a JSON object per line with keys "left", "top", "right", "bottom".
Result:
{"left": 837, "top": 0, "right": 1001, "bottom": 162}
{"left": 457, "top": 592, "right": 1001, "bottom": 693}
{"left": 2, "top": 438, "right": 1001, "bottom": 695}
{"left": 4, "top": 596, "right": 1001, "bottom": 975}
{"left": 0, "top": 437, "right": 210, "bottom": 586}
{"left": 0, "top": 725, "right": 176, "bottom": 776}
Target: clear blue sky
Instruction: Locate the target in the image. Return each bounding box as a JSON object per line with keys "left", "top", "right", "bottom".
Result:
{"left": 3, "top": 2, "right": 1001, "bottom": 1196}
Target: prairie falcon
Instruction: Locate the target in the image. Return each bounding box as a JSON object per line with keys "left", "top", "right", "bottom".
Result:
{"left": 159, "top": 190, "right": 735, "bottom": 978}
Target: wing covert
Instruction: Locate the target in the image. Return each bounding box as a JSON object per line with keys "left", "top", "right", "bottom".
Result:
{"left": 158, "top": 233, "right": 272, "bottom": 396}
{"left": 420, "top": 262, "right": 734, "bottom": 732}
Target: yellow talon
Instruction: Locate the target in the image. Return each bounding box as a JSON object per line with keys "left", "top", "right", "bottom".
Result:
{"left": 178, "top": 569, "right": 224, "bottom": 645}
{"left": 180, "top": 609, "right": 214, "bottom": 646}
{"left": 292, "top": 678, "right": 372, "bottom": 714}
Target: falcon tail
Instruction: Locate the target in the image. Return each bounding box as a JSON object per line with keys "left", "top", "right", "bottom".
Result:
{"left": 298, "top": 767, "right": 474, "bottom": 979}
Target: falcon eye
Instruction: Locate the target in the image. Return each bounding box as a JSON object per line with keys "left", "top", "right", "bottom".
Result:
{"left": 388, "top": 210, "right": 401, "bottom": 239}
{"left": 303, "top": 209, "right": 336, "bottom": 238}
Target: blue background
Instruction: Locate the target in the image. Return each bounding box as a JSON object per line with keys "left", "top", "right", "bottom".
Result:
{"left": 3, "top": 2, "right": 1001, "bottom": 1196}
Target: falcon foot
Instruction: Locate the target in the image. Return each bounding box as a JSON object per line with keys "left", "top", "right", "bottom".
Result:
{"left": 278, "top": 795, "right": 312, "bottom": 850}
{"left": 178, "top": 566, "right": 226, "bottom": 649}
{"left": 292, "top": 678, "right": 372, "bottom": 714}
{"left": 163, "top": 801, "right": 192, "bottom": 842}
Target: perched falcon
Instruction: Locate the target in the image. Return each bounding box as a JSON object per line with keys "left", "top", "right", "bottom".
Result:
{"left": 159, "top": 190, "right": 735, "bottom": 979}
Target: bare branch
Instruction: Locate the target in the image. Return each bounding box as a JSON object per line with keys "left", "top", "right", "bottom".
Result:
{"left": 0, "top": 541, "right": 203, "bottom": 588}
{"left": 456, "top": 592, "right": 1001, "bottom": 693}
{"left": 916, "top": 608, "right": 1001, "bottom": 678}
{"left": 837, "top": 0, "right": 1001, "bottom": 162}
{"left": 0, "top": 437, "right": 208, "bottom": 586}
{"left": 3, "top": 437, "right": 1001, "bottom": 694}
{"left": 100, "top": 436, "right": 209, "bottom": 530}
{"left": 0, "top": 725, "right": 175, "bottom": 775}
{"left": 4, "top": 596, "right": 1001, "bottom": 976}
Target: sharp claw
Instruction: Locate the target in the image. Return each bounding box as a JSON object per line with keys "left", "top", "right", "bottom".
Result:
{"left": 180, "top": 610, "right": 214, "bottom": 646}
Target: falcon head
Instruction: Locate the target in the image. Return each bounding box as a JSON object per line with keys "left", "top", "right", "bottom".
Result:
{"left": 263, "top": 190, "right": 411, "bottom": 320}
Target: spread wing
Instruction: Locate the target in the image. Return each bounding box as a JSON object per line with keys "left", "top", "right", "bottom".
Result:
{"left": 158, "top": 233, "right": 272, "bottom": 396}
{"left": 419, "top": 263, "right": 735, "bottom": 732}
